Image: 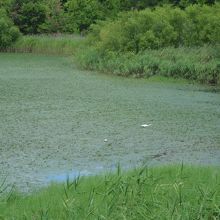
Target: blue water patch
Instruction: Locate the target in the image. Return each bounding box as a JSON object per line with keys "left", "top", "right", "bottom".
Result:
{"left": 46, "top": 170, "right": 91, "bottom": 183}
{"left": 45, "top": 164, "right": 121, "bottom": 184}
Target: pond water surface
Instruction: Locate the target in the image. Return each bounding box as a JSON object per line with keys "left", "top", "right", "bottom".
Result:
{"left": 0, "top": 53, "right": 219, "bottom": 191}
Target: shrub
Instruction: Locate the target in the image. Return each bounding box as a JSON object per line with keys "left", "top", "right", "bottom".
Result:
{"left": 0, "top": 0, "right": 13, "bottom": 12}
{"left": 65, "top": 0, "right": 103, "bottom": 33}
{"left": 185, "top": 4, "right": 220, "bottom": 45}
{"left": 0, "top": 9, "right": 20, "bottom": 49}
{"left": 77, "top": 45, "right": 220, "bottom": 84}
{"left": 41, "top": 0, "right": 66, "bottom": 33}
{"left": 17, "top": 2, "right": 47, "bottom": 34}
{"left": 10, "top": 0, "right": 48, "bottom": 34}
{"left": 87, "top": 4, "right": 220, "bottom": 52}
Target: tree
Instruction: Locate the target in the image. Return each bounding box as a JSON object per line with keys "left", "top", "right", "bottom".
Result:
{"left": 41, "top": 0, "right": 66, "bottom": 33}
{"left": 65, "top": 0, "right": 103, "bottom": 33}
{"left": 0, "top": 9, "right": 20, "bottom": 49}
{"left": 10, "top": 0, "right": 47, "bottom": 34}
{"left": 0, "top": 0, "right": 13, "bottom": 12}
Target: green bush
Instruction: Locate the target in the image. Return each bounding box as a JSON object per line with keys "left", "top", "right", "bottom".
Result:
{"left": 185, "top": 4, "right": 220, "bottom": 45}
{"left": 0, "top": 0, "right": 13, "bottom": 12}
{"left": 65, "top": 0, "right": 103, "bottom": 33}
{"left": 77, "top": 45, "right": 220, "bottom": 84}
{"left": 88, "top": 3, "right": 220, "bottom": 52}
{"left": 62, "top": 0, "right": 220, "bottom": 34}
{"left": 0, "top": 9, "right": 20, "bottom": 49}
{"left": 3, "top": 0, "right": 219, "bottom": 35}
{"left": 15, "top": 1, "right": 47, "bottom": 34}
{"left": 41, "top": 0, "right": 66, "bottom": 33}
{"left": 8, "top": 0, "right": 66, "bottom": 34}
{"left": 76, "top": 3, "right": 220, "bottom": 85}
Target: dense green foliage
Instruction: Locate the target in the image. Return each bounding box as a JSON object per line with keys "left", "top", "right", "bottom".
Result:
{"left": 0, "top": 8, "right": 20, "bottom": 49}
{"left": 88, "top": 4, "right": 220, "bottom": 52}
{"left": 1, "top": 0, "right": 219, "bottom": 35}
{"left": 1, "top": 166, "right": 220, "bottom": 219}
{"left": 76, "top": 3, "right": 220, "bottom": 84}
{"left": 15, "top": 2, "right": 47, "bottom": 34}
{"left": 41, "top": 0, "right": 66, "bottom": 33}
{"left": 0, "top": 0, "right": 219, "bottom": 46}
{"left": 65, "top": 0, "right": 103, "bottom": 33}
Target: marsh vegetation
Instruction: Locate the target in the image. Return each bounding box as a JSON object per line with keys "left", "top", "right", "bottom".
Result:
{"left": 1, "top": 166, "right": 220, "bottom": 219}
{"left": 0, "top": 0, "right": 220, "bottom": 219}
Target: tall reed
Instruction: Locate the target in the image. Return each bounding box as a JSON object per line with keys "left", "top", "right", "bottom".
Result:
{"left": 6, "top": 34, "right": 83, "bottom": 56}
{"left": 0, "top": 166, "right": 219, "bottom": 219}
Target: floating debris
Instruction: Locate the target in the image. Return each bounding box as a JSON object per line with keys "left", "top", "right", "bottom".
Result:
{"left": 141, "top": 124, "right": 152, "bottom": 128}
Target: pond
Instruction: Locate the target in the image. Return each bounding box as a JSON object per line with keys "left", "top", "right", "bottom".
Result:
{"left": 0, "top": 53, "right": 219, "bottom": 191}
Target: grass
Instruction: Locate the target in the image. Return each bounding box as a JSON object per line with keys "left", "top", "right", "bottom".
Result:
{"left": 0, "top": 165, "right": 220, "bottom": 219}
{"left": 4, "top": 34, "right": 83, "bottom": 55}
{"left": 77, "top": 45, "right": 220, "bottom": 85}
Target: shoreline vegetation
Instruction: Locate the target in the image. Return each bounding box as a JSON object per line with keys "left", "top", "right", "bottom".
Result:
{"left": 2, "top": 34, "right": 220, "bottom": 85}
{"left": 1, "top": 3, "right": 220, "bottom": 85}
{"left": 3, "top": 34, "right": 83, "bottom": 55}
{"left": 1, "top": 165, "right": 220, "bottom": 219}
{"left": 77, "top": 45, "right": 220, "bottom": 85}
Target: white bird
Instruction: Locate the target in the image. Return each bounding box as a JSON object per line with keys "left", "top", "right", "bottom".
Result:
{"left": 141, "top": 124, "right": 152, "bottom": 128}
{"left": 104, "top": 139, "right": 108, "bottom": 142}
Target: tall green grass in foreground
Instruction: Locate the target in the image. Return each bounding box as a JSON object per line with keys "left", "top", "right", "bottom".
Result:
{"left": 5, "top": 35, "right": 83, "bottom": 55}
{"left": 0, "top": 166, "right": 219, "bottom": 219}
{"left": 77, "top": 45, "right": 220, "bottom": 85}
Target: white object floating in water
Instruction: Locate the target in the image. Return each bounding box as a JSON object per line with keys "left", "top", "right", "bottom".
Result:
{"left": 141, "top": 124, "right": 152, "bottom": 128}
{"left": 104, "top": 139, "right": 108, "bottom": 142}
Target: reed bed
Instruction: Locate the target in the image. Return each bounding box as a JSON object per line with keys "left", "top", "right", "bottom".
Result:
{"left": 77, "top": 45, "right": 220, "bottom": 85}
{"left": 5, "top": 34, "right": 83, "bottom": 56}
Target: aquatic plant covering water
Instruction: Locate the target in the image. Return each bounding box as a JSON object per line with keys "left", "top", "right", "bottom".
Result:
{"left": 0, "top": 53, "right": 219, "bottom": 191}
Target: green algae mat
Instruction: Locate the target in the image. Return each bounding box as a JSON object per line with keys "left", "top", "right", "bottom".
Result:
{"left": 0, "top": 53, "right": 219, "bottom": 190}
